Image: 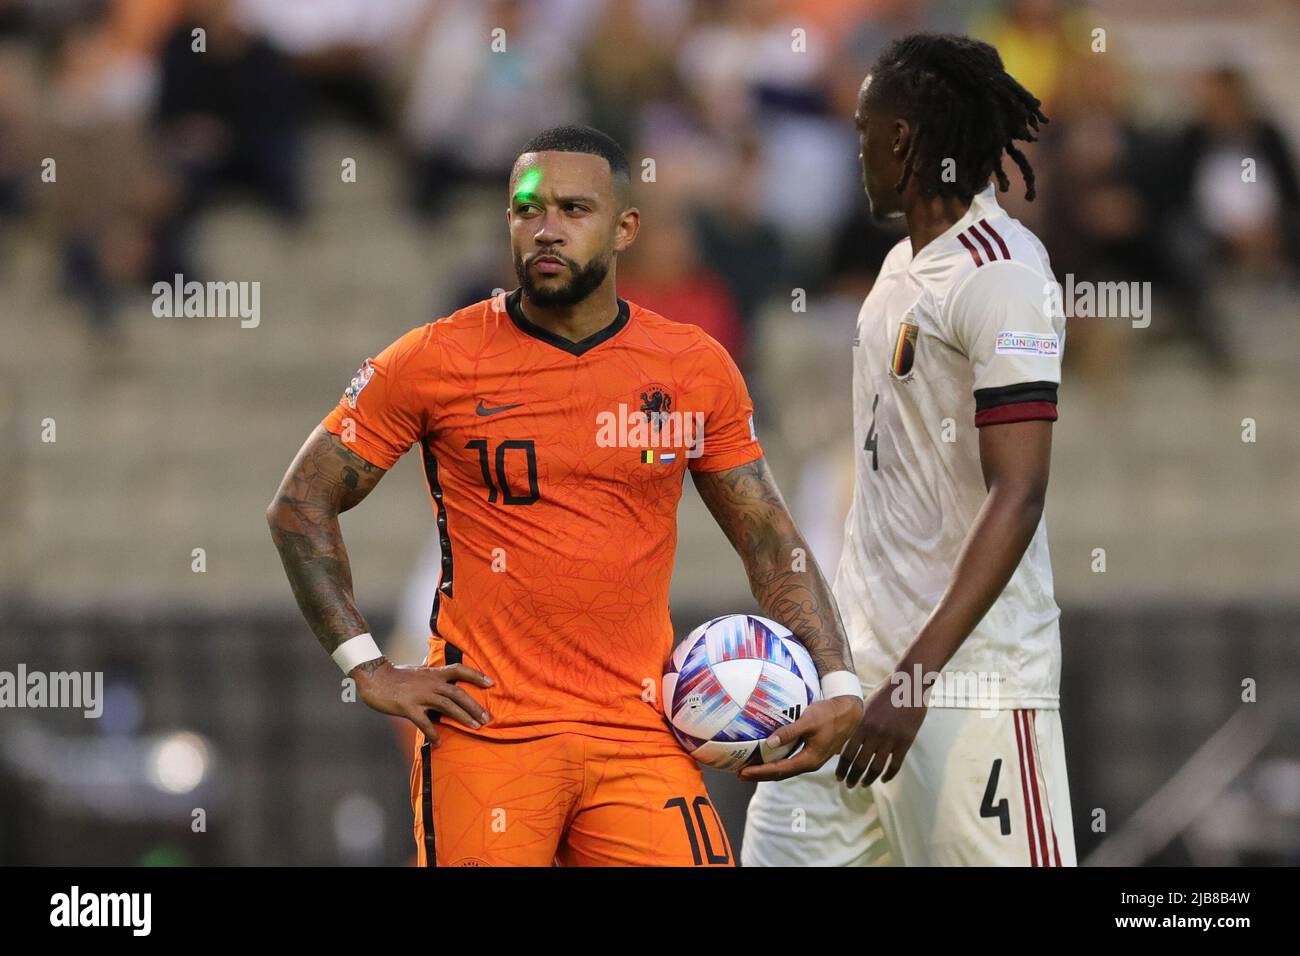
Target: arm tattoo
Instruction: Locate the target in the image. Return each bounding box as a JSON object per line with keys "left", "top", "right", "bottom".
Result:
{"left": 354, "top": 657, "right": 390, "bottom": 678}
{"left": 267, "top": 426, "right": 387, "bottom": 655}
{"left": 692, "top": 457, "right": 855, "bottom": 677}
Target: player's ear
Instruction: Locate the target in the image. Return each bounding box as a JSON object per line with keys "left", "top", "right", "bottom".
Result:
{"left": 614, "top": 205, "right": 640, "bottom": 253}
{"left": 893, "top": 117, "right": 911, "bottom": 160}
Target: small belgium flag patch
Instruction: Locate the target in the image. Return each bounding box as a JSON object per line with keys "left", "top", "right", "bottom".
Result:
{"left": 892, "top": 321, "right": 919, "bottom": 377}
{"left": 641, "top": 450, "right": 677, "bottom": 464}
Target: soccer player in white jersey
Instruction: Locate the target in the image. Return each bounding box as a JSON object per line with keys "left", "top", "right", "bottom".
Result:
{"left": 741, "top": 34, "right": 1076, "bottom": 866}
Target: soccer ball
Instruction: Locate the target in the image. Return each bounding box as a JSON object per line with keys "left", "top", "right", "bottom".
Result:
{"left": 662, "top": 614, "right": 822, "bottom": 771}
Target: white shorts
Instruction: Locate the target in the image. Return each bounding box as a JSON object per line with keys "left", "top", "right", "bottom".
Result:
{"left": 742, "top": 708, "right": 1076, "bottom": 866}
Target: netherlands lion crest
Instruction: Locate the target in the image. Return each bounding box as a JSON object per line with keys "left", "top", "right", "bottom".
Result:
{"left": 639, "top": 383, "right": 673, "bottom": 432}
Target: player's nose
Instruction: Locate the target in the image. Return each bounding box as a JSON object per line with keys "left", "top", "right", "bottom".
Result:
{"left": 532, "top": 210, "right": 565, "bottom": 245}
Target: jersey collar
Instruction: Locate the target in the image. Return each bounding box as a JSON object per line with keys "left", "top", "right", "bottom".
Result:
{"left": 504, "top": 288, "right": 631, "bottom": 357}
{"left": 910, "top": 183, "right": 1002, "bottom": 269}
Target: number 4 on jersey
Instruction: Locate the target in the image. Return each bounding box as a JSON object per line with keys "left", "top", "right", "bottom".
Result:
{"left": 863, "top": 393, "right": 880, "bottom": 471}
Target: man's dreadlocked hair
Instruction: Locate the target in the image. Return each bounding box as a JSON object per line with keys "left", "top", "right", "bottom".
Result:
{"left": 864, "top": 33, "right": 1048, "bottom": 201}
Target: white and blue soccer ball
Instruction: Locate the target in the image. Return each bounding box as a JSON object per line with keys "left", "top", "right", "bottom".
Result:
{"left": 662, "top": 614, "right": 822, "bottom": 771}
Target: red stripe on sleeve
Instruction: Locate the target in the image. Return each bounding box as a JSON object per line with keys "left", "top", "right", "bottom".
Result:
{"left": 974, "top": 401, "right": 1058, "bottom": 427}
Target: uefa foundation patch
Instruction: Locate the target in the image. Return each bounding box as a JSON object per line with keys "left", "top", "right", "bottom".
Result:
{"left": 995, "top": 331, "right": 1059, "bottom": 356}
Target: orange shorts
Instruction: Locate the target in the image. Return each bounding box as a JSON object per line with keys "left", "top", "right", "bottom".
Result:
{"left": 410, "top": 725, "right": 734, "bottom": 867}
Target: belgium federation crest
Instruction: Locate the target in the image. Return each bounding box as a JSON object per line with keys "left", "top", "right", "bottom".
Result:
{"left": 891, "top": 321, "right": 919, "bottom": 378}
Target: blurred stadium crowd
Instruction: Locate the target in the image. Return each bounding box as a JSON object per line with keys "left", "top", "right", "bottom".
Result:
{"left": 1, "top": 0, "right": 1298, "bottom": 865}
{"left": 1, "top": 0, "right": 1296, "bottom": 363}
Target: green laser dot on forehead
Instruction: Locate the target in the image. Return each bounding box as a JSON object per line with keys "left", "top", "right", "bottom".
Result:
{"left": 514, "top": 167, "right": 543, "bottom": 203}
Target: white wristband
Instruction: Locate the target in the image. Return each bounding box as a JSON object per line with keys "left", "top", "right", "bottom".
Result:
{"left": 820, "top": 670, "right": 864, "bottom": 701}
{"left": 332, "top": 633, "right": 383, "bottom": 675}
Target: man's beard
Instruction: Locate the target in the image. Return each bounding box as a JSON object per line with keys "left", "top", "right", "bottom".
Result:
{"left": 515, "top": 251, "right": 611, "bottom": 308}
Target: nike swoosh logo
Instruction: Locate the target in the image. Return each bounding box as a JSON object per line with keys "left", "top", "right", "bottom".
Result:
{"left": 475, "top": 399, "right": 524, "bottom": 417}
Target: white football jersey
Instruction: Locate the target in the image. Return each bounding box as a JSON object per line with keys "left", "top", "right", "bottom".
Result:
{"left": 835, "top": 184, "right": 1066, "bottom": 709}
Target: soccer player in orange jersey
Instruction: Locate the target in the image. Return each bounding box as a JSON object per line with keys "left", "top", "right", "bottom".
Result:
{"left": 267, "top": 126, "right": 863, "bottom": 867}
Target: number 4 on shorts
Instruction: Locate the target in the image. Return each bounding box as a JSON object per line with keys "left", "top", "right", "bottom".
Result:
{"left": 981, "top": 758, "right": 1012, "bottom": 836}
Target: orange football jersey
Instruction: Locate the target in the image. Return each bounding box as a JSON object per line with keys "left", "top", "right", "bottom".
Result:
{"left": 322, "top": 289, "right": 762, "bottom": 742}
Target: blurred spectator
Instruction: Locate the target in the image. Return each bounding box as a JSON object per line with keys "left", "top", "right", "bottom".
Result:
{"left": 109, "top": 0, "right": 185, "bottom": 58}
{"left": 1040, "top": 53, "right": 1244, "bottom": 376}
{"left": 677, "top": 0, "right": 860, "bottom": 271}
{"left": 0, "top": 0, "right": 30, "bottom": 38}
{"left": 971, "top": 0, "right": 1077, "bottom": 116}
{"left": 1173, "top": 66, "right": 1300, "bottom": 277}
{"left": 690, "top": 138, "right": 785, "bottom": 341}
{"left": 0, "top": 47, "right": 35, "bottom": 220}
{"left": 399, "top": 0, "right": 595, "bottom": 217}
{"left": 1037, "top": 54, "right": 1161, "bottom": 380}
{"left": 577, "top": 0, "right": 688, "bottom": 153}
{"left": 45, "top": 4, "right": 174, "bottom": 332}
{"left": 619, "top": 201, "right": 746, "bottom": 362}
{"left": 157, "top": 0, "right": 306, "bottom": 223}
{"left": 823, "top": 203, "right": 905, "bottom": 301}
{"left": 238, "top": 0, "right": 428, "bottom": 130}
